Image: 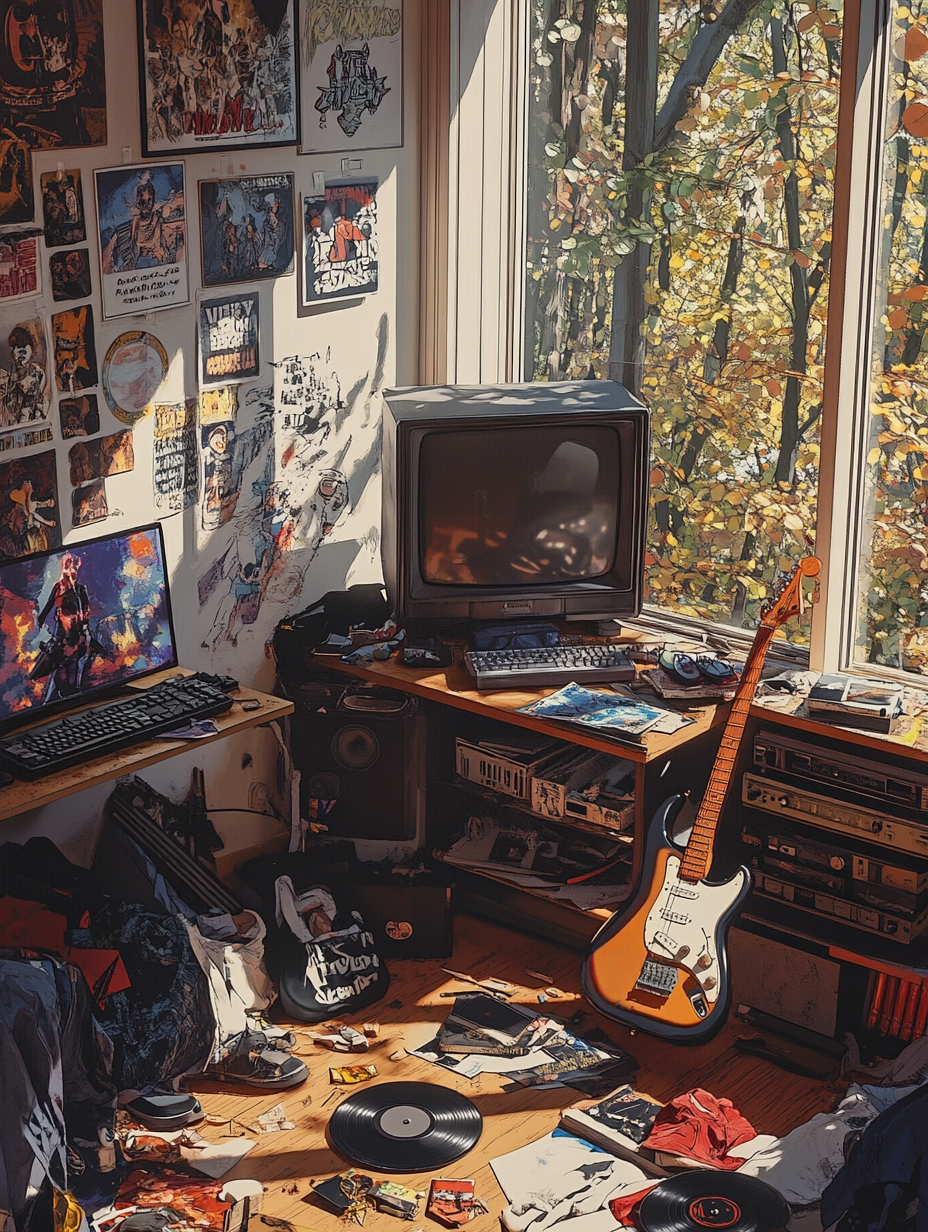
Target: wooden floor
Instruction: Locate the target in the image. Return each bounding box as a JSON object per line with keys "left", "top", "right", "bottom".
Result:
{"left": 186, "top": 913, "right": 840, "bottom": 1227}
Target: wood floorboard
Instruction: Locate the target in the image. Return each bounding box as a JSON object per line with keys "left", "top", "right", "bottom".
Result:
{"left": 185, "top": 913, "right": 840, "bottom": 1227}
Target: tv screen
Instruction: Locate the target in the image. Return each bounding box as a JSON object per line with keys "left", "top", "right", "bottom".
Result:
{"left": 419, "top": 426, "right": 620, "bottom": 586}
{"left": 0, "top": 523, "right": 176, "bottom": 723}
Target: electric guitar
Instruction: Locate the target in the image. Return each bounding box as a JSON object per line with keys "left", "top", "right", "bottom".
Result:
{"left": 582, "top": 557, "right": 821, "bottom": 1042}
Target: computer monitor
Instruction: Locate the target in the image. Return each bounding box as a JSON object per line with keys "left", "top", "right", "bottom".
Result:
{"left": 0, "top": 523, "right": 177, "bottom": 726}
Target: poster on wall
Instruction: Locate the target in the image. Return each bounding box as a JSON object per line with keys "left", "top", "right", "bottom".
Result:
{"left": 95, "top": 163, "right": 188, "bottom": 319}
{"left": 0, "top": 449, "right": 60, "bottom": 563}
{"left": 0, "top": 135, "right": 33, "bottom": 224}
{"left": 300, "top": 0, "right": 403, "bottom": 155}
{"left": 0, "top": 2, "right": 106, "bottom": 149}
{"left": 199, "top": 292, "right": 259, "bottom": 387}
{"left": 71, "top": 479, "right": 107, "bottom": 527}
{"left": 0, "top": 230, "right": 40, "bottom": 302}
{"left": 199, "top": 174, "right": 294, "bottom": 287}
{"left": 153, "top": 398, "right": 198, "bottom": 516}
{"left": 102, "top": 331, "right": 169, "bottom": 425}
{"left": 302, "top": 180, "right": 379, "bottom": 304}
{"left": 41, "top": 170, "right": 86, "bottom": 247}
{"left": 52, "top": 306, "right": 98, "bottom": 393}
{"left": 59, "top": 394, "right": 100, "bottom": 439}
{"left": 137, "top": 0, "right": 298, "bottom": 156}
{"left": 0, "top": 313, "right": 49, "bottom": 432}
{"left": 69, "top": 431, "right": 134, "bottom": 487}
{"left": 50, "top": 249, "right": 92, "bottom": 302}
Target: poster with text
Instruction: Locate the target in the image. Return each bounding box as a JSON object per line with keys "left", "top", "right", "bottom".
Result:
{"left": 302, "top": 180, "right": 378, "bottom": 304}
{"left": 300, "top": 0, "right": 403, "bottom": 154}
{"left": 95, "top": 163, "right": 189, "bottom": 319}
{"left": 199, "top": 293, "right": 259, "bottom": 387}
{"left": 154, "top": 398, "right": 198, "bottom": 515}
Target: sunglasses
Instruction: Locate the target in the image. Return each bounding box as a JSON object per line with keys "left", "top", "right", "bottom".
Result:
{"left": 658, "top": 649, "right": 742, "bottom": 687}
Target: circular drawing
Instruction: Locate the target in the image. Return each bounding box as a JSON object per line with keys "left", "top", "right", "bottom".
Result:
{"left": 102, "top": 331, "right": 169, "bottom": 424}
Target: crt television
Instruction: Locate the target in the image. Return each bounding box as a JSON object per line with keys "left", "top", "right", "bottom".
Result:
{"left": 381, "top": 381, "right": 650, "bottom": 626}
{"left": 0, "top": 522, "right": 177, "bottom": 728}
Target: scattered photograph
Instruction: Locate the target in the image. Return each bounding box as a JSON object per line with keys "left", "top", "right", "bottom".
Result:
{"left": 199, "top": 292, "right": 259, "bottom": 387}
{"left": 50, "top": 249, "right": 92, "bottom": 302}
{"left": 71, "top": 478, "right": 108, "bottom": 527}
{"left": 41, "top": 170, "right": 86, "bottom": 247}
{"left": 0, "top": 449, "right": 60, "bottom": 562}
{"left": 302, "top": 180, "right": 379, "bottom": 304}
{"left": 0, "top": 230, "right": 40, "bottom": 302}
{"left": 199, "top": 173, "right": 294, "bottom": 287}
{"left": 0, "top": 313, "right": 48, "bottom": 430}
{"left": 52, "top": 306, "right": 98, "bottom": 394}
{"left": 59, "top": 395, "right": 100, "bottom": 440}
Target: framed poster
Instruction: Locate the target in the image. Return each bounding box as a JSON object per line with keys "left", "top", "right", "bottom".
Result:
{"left": 199, "top": 173, "right": 294, "bottom": 287}
{"left": 302, "top": 180, "right": 379, "bottom": 304}
{"left": 300, "top": 0, "right": 403, "bottom": 155}
{"left": 199, "top": 292, "right": 260, "bottom": 387}
{"left": 136, "top": 0, "right": 298, "bottom": 156}
{"left": 95, "top": 163, "right": 188, "bottom": 319}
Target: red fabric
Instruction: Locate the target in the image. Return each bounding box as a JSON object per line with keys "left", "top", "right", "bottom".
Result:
{"left": 641, "top": 1088, "right": 756, "bottom": 1170}
{"left": 608, "top": 1183, "right": 659, "bottom": 1226}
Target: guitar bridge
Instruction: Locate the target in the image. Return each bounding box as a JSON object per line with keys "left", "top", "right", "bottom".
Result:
{"left": 635, "top": 958, "right": 678, "bottom": 999}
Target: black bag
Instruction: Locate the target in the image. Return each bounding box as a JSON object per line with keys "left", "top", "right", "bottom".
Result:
{"left": 273, "top": 584, "right": 392, "bottom": 686}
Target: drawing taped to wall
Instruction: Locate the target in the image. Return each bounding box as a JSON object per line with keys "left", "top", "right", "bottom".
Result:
{"left": 41, "top": 169, "right": 86, "bottom": 247}
{"left": 69, "top": 430, "right": 134, "bottom": 487}
{"left": 102, "top": 331, "right": 169, "bottom": 424}
{"left": 300, "top": 0, "right": 403, "bottom": 155}
{"left": 0, "top": 2, "right": 106, "bottom": 149}
{"left": 52, "top": 305, "right": 98, "bottom": 393}
{"left": 50, "top": 249, "right": 92, "bottom": 302}
{"left": 199, "top": 292, "right": 259, "bottom": 387}
{"left": 71, "top": 478, "right": 107, "bottom": 527}
{"left": 0, "top": 230, "right": 40, "bottom": 302}
{"left": 96, "top": 163, "right": 188, "bottom": 318}
{"left": 199, "top": 173, "right": 294, "bottom": 287}
{"left": 0, "top": 313, "right": 48, "bottom": 431}
{"left": 153, "top": 397, "right": 198, "bottom": 515}
{"left": 0, "top": 131, "right": 32, "bottom": 224}
{"left": 137, "top": 0, "right": 298, "bottom": 156}
{"left": 302, "top": 180, "right": 378, "bottom": 304}
{"left": 59, "top": 394, "right": 100, "bottom": 439}
{"left": 0, "top": 449, "right": 59, "bottom": 562}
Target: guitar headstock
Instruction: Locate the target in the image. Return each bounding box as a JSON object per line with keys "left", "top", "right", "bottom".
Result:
{"left": 759, "top": 557, "right": 821, "bottom": 630}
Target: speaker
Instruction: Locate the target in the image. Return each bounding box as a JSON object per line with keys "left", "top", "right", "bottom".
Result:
{"left": 290, "top": 685, "right": 424, "bottom": 841}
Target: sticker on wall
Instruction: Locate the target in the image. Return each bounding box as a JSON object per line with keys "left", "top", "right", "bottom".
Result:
{"left": 71, "top": 479, "right": 108, "bottom": 528}
{"left": 153, "top": 398, "right": 199, "bottom": 516}
{"left": 0, "top": 313, "right": 49, "bottom": 433}
{"left": 41, "top": 170, "right": 87, "bottom": 248}
{"left": 69, "top": 431, "right": 134, "bottom": 487}
{"left": 95, "top": 163, "right": 189, "bottom": 319}
{"left": 0, "top": 230, "right": 40, "bottom": 303}
{"left": 102, "top": 331, "right": 169, "bottom": 425}
{"left": 52, "top": 306, "right": 98, "bottom": 394}
{"left": 0, "top": 135, "right": 33, "bottom": 225}
{"left": 300, "top": 0, "right": 403, "bottom": 155}
{"left": 0, "top": 449, "right": 60, "bottom": 563}
{"left": 301, "top": 180, "right": 379, "bottom": 304}
{"left": 199, "top": 292, "right": 260, "bottom": 387}
{"left": 50, "top": 249, "right": 92, "bottom": 302}
{"left": 59, "top": 395, "right": 100, "bottom": 440}
{"left": 0, "top": 2, "right": 106, "bottom": 149}
{"left": 199, "top": 174, "right": 295, "bottom": 288}
{"left": 137, "top": 0, "right": 298, "bottom": 157}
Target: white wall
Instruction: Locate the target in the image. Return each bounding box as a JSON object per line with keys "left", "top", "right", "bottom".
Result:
{"left": 6, "top": 3, "right": 419, "bottom": 866}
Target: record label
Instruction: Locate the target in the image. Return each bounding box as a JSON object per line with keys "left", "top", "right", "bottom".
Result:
{"left": 687, "top": 1197, "right": 741, "bottom": 1228}
{"left": 378, "top": 1105, "right": 434, "bottom": 1138}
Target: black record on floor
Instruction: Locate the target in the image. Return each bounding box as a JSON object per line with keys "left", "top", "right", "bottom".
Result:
{"left": 638, "top": 1172, "right": 790, "bottom": 1232}
{"left": 328, "top": 1081, "right": 483, "bottom": 1171}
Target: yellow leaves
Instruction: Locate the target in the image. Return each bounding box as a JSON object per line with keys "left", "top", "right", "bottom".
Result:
{"left": 914, "top": 464, "right": 928, "bottom": 481}
{"left": 669, "top": 253, "right": 685, "bottom": 270}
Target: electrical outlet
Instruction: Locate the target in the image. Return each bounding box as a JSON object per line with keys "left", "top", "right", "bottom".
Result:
{"left": 248, "top": 782, "right": 271, "bottom": 813}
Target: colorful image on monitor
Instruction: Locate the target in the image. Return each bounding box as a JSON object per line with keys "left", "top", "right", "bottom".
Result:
{"left": 0, "top": 524, "right": 176, "bottom": 721}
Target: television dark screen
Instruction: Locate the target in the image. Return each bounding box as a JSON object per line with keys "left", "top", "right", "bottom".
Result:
{"left": 0, "top": 524, "right": 176, "bottom": 722}
{"left": 419, "top": 425, "right": 620, "bottom": 587}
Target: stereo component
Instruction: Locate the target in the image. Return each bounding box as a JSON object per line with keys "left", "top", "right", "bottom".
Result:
{"left": 752, "top": 872, "right": 928, "bottom": 943}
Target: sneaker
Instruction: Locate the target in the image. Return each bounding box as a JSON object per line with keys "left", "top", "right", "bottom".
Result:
{"left": 246, "top": 1013, "right": 297, "bottom": 1050}
{"left": 122, "top": 1093, "right": 205, "bottom": 1131}
{"left": 205, "top": 1030, "right": 308, "bottom": 1089}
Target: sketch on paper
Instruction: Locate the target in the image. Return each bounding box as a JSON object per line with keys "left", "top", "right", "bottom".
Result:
{"left": 96, "top": 163, "right": 188, "bottom": 318}
{"left": 199, "top": 292, "right": 260, "bottom": 386}
{"left": 52, "top": 305, "right": 98, "bottom": 393}
{"left": 0, "top": 313, "right": 48, "bottom": 431}
{"left": 302, "top": 180, "right": 378, "bottom": 304}
{"left": 137, "top": 0, "right": 298, "bottom": 156}
{"left": 154, "top": 398, "right": 198, "bottom": 516}
{"left": 300, "top": 0, "right": 402, "bottom": 155}
{"left": 41, "top": 170, "right": 86, "bottom": 247}
{"left": 102, "top": 331, "right": 169, "bottom": 424}
{"left": 59, "top": 395, "right": 100, "bottom": 440}
{"left": 50, "top": 249, "right": 92, "bottom": 302}
{"left": 0, "top": 230, "right": 40, "bottom": 302}
{"left": 199, "top": 173, "right": 294, "bottom": 287}
{"left": 0, "top": 449, "right": 60, "bottom": 562}
{"left": 0, "top": 2, "right": 106, "bottom": 149}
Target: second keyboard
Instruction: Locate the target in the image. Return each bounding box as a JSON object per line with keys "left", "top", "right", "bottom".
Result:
{"left": 464, "top": 644, "right": 635, "bottom": 691}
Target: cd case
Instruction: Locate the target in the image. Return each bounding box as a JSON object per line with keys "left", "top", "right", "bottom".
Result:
{"left": 427, "top": 1178, "right": 487, "bottom": 1226}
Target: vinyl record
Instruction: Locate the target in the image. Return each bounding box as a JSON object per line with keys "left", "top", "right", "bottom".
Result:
{"left": 638, "top": 1172, "right": 790, "bottom": 1232}
{"left": 328, "top": 1081, "right": 483, "bottom": 1172}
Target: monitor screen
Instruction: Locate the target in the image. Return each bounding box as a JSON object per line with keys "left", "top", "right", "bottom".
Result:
{"left": 0, "top": 524, "right": 176, "bottom": 723}
{"left": 419, "top": 425, "right": 620, "bottom": 587}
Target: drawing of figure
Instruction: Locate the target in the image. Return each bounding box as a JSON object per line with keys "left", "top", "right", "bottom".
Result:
{"left": 132, "top": 173, "right": 172, "bottom": 267}
{"left": 29, "top": 551, "right": 103, "bottom": 701}
{"left": 238, "top": 215, "right": 261, "bottom": 273}
{"left": 258, "top": 196, "right": 283, "bottom": 270}
{"left": 202, "top": 422, "right": 235, "bottom": 528}
{"left": 0, "top": 326, "right": 46, "bottom": 426}
{"left": 0, "top": 478, "right": 55, "bottom": 559}
{"left": 315, "top": 43, "right": 389, "bottom": 138}
{"left": 102, "top": 169, "right": 185, "bottom": 274}
{"left": 328, "top": 206, "right": 371, "bottom": 264}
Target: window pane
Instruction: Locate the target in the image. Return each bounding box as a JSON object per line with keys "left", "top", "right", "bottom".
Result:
{"left": 855, "top": 6, "right": 928, "bottom": 673}
{"left": 524, "top": 0, "right": 841, "bottom": 642}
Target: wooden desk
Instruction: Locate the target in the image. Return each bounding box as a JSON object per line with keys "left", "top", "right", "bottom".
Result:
{"left": 0, "top": 667, "right": 294, "bottom": 823}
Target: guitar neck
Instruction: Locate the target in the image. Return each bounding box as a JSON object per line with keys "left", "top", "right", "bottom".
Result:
{"left": 678, "top": 625, "right": 775, "bottom": 882}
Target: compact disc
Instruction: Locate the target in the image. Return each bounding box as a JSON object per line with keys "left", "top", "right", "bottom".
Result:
{"left": 328, "top": 1081, "right": 483, "bottom": 1171}
{"left": 638, "top": 1172, "right": 790, "bottom": 1232}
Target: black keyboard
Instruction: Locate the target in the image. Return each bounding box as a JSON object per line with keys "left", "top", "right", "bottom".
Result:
{"left": 464, "top": 644, "right": 635, "bottom": 691}
{"left": 0, "top": 675, "right": 235, "bottom": 780}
